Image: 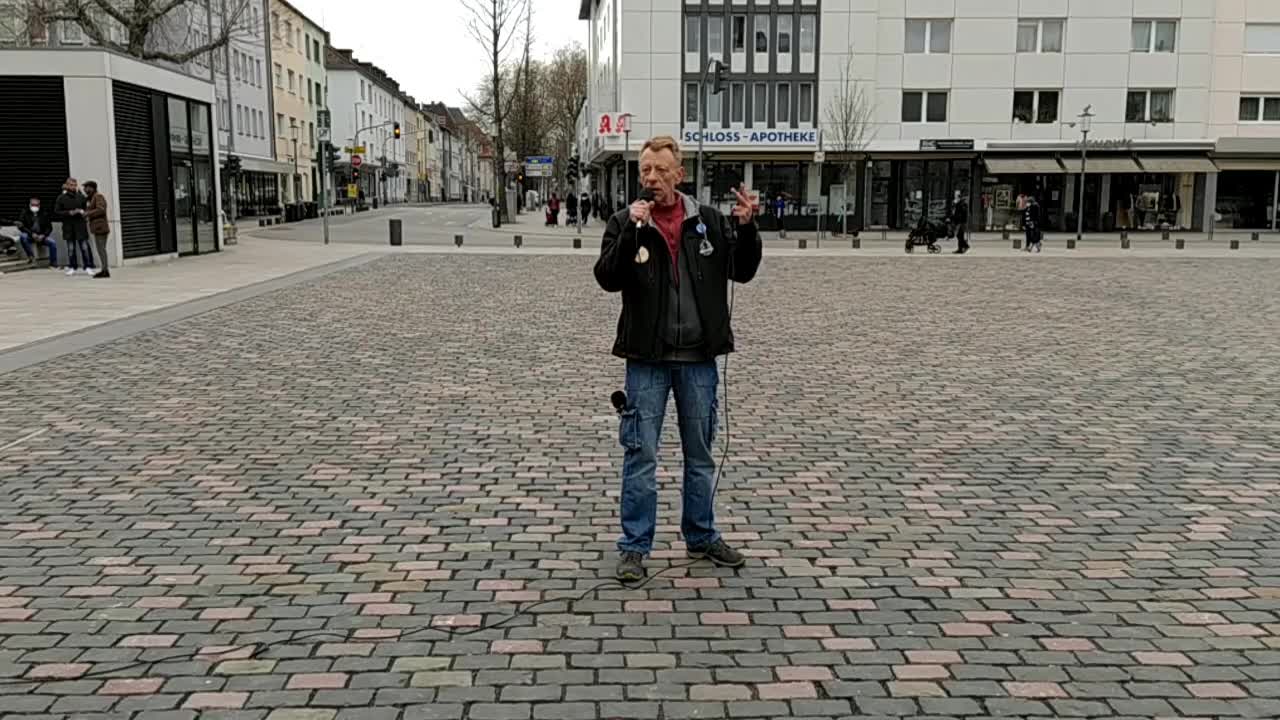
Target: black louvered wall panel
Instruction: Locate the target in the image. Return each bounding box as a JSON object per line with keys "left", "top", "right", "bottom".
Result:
{"left": 113, "top": 81, "right": 160, "bottom": 259}
{"left": 0, "top": 77, "right": 69, "bottom": 223}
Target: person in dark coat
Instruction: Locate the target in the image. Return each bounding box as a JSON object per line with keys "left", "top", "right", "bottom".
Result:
{"left": 54, "top": 178, "right": 94, "bottom": 275}
{"left": 1022, "top": 195, "right": 1043, "bottom": 253}
{"left": 949, "top": 192, "right": 970, "bottom": 254}
{"left": 16, "top": 196, "right": 57, "bottom": 267}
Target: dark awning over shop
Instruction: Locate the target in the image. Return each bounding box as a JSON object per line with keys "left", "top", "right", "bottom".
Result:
{"left": 982, "top": 157, "right": 1063, "bottom": 174}
{"left": 1137, "top": 156, "right": 1219, "bottom": 173}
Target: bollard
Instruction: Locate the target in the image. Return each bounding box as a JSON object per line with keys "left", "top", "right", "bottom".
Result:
{"left": 1252, "top": 232, "right": 1260, "bottom": 242}
{"left": 573, "top": 237, "right": 581, "bottom": 249}
{"left": 1120, "top": 229, "right": 1129, "bottom": 241}
{"left": 779, "top": 227, "right": 787, "bottom": 240}
{"left": 798, "top": 238, "right": 807, "bottom": 249}
{"left": 454, "top": 233, "right": 463, "bottom": 247}
{"left": 1067, "top": 237, "right": 1077, "bottom": 250}
{"left": 1230, "top": 238, "right": 1240, "bottom": 250}
{"left": 1175, "top": 238, "right": 1185, "bottom": 250}
{"left": 1162, "top": 229, "right": 1171, "bottom": 241}
{"left": 851, "top": 236, "right": 861, "bottom": 250}
{"left": 1012, "top": 236, "right": 1022, "bottom": 250}
{"left": 1121, "top": 237, "right": 1131, "bottom": 250}
{"left": 1002, "top": 228, "right": 1011, "bottom": 241}
{"left": 514, "top": 234, "right": 523, "bottom": 248}
{"left": 389, "top": 218, "right": 402, "bottom": 246}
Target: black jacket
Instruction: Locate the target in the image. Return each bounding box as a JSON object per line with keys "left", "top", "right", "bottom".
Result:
{"left": 594, "top": 195, "right": 762, "bottom": 362}
{"left": 54, "top": 191, "right": 88, "bottom": 241}
{"left": 17, "top": 208, "right": 52, "bottom": 237}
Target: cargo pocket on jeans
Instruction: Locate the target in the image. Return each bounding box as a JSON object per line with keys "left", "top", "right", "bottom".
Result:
{"left": 619, "top": 407, "right": 643, "bottom": 450}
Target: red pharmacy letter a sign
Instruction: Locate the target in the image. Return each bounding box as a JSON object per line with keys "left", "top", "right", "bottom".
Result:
{"left": 598, "top": 115, "right": 612, "bottom": 135}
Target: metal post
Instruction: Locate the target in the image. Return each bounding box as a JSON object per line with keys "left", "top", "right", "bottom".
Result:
{"left": 816, "top": 129, "right": 824, "bottom": 249}
{"left": 624, "top": 129, "right": 630, "bottom": 203}
{"left": 1273, "top": 170, "right": 1278, "bottom": 232}
{"left": 320, "top": 144, "right": 330, "bottom": 244}
{"left": 220, "top": 0, "right": 237, "bottom": 226}
{"left": 1075, "top": 106, "right": 1093, "bottom": 245}
{"left": 696, "top": 59, "right": 713, "bottom": 204}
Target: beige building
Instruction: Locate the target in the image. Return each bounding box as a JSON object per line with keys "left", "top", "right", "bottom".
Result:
{"left": 269, "top": 0, "right": 327, "bottom": 206}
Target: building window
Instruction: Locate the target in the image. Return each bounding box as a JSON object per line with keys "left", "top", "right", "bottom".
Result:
{"left": 685, "top": 16, "right": 699, "bottom": 54}
{"left": 1012, "top": 90, "right": 1059, "bottom": 123}
{"left": 61, "top": 21, "right": 82, "bottom": 43}
{"left": 314, "top": 39, "right": 321, "bottom": 60}
{"left": 1126, "top": 89, "right": 1174, "bottom": 122}
{"left": 776, "top": 83, "right": 790, "bottom": 124}
{"left": 903, "top": 91, "right": 948, "bottom": 123}
{"left": 799, "top": 15, "right": 815, "bottom": 53}
{"left": 1239, "top": 96, "right": 1280, "bottom": 122}
{"left": 1132, "top": 20, "right": 1176, "bottom": 52}
{"left": 798, "top": 83, "right": 813, "bottom": 123}
{"left": 777, "top": 15, "right": 792, "bottom": 53}
{"left": 752, "top": 82, "right": 767, "bottom": 123}
{"left": 271, "top": 11, "right": 279, "bottom": 37}
{"left": 906, "top": 19, "right": 951, "bottom": 54}
{"left": 308, "top": 83, "right": 314, "bottom": 104}
{"left": 285, "top": 20, "right": 293, "bottom": 46}
{"left": 708, "top": 14, "right": 722, "bottom": 57}
{"left": 732, "top": 15, "right": 745, "bottom": 52}
{"left": 288, "top": 70, "right": 296, "bottom": 94}
{"left": 730, "top": 82, "right": 745, "bottom": 123}
{"left": 274, "top": 63, "right": 282, "bottom": 87}
{"left": 754, "top": 15, "right": 768, "bottom": 52}
{"left": 685, "top": 82, "right": 699, "bottom": 123}
{"left": 707, "top": 87, "right": 722, "bottom": 124}
{"left": 1245, "top": 24, "right": 1280, "bottom": 54}
{"left": 277, "top": 113, "right": 284, "bottom": 137}
{"left": 1017, "top": 19, "right": 1063, "bottom": 53}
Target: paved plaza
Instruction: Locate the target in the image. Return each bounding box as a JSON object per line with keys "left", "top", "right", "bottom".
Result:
{"left": 1, "top": 251, "right": 1279, "bottom": 720}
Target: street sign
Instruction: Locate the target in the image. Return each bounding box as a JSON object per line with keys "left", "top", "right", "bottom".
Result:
{"left": 597, "top": 112, "right": 632, "bottom": 136}
{"left": 351, "top": 155, "right": 363, "bottom": 168}
{"left": 317, "top": 127, "right": 331, "bottom": 142}
{"left": 524, "top": 156, "right": 553, "bottom": 178}
{"left": 813, "top": 151, "right": 825, "bottom": 163}
{"left": 347, "top": 184, "right": 358, "bottom": 199}
{"left": 920, "top": 138, "right": 975, "bottom": 151}
{"left": 345, "top": 145, "right": 366, "bottom": 154}
{"left": 317, "top": 109, "right": 331, "bottom": 128}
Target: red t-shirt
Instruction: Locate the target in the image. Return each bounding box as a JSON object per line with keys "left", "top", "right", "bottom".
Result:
{"left": 650, "top": 197, "right": 685, "bottom": 281}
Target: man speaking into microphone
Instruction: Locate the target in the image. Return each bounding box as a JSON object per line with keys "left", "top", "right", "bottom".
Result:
{"left": 593, "top": 135, "right": 762, "bottom": 582}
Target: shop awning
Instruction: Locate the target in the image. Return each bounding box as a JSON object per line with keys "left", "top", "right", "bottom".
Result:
{"left": 1059, "top": 156, "right": 1142, "bottom": 174}
{"left": 982, "top": 157, "right": 1063, "bottom": 174}
{"left": 1137, "top": 156, "right": 1219, "bottom": 173}
{"left": 1211, "top": 158, "right": 1280, "bottom": 171}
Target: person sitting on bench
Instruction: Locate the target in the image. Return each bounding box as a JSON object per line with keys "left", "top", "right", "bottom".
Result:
{"left": 16, "top": 196, "right": 57, "bottom": 268}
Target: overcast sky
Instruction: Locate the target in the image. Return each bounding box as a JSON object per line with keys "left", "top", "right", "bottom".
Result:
{"left": 290, "top": 0, "right": 588, "bottom": 108}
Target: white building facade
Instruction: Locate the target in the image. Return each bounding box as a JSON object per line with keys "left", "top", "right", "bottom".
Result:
{"left": 579, "top": 0, "right": 1280, "bottom": 233}
{"left": 325, "top": 48, "right": 409, "bottom": 206}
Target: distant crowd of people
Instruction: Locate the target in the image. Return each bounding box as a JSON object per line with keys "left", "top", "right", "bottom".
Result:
{"left": 12, "top": 177, "right": 112, "bottom": 278}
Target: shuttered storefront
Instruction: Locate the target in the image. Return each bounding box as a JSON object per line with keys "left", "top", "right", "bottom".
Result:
{"left": 0, "top": 76, "right": 69, "bottom": 218}
{"left": 112, "top": 82, "right": 162, "bottom": 259}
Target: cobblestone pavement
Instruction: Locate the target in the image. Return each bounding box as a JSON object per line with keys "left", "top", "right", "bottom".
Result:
{"left": 2, "top": 254, "right": 1279, "bottom": 720}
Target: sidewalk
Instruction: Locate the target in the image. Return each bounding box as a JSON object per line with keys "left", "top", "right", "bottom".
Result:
{"left": 0, "top": 237, "right": 369, "bottom": 353}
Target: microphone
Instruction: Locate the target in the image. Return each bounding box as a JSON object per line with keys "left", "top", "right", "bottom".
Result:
{"left": 610, "top": 390, "right": 627, "bottom": 413}
{"left": 636, "top": 188, "right": 655, "bottom": 229}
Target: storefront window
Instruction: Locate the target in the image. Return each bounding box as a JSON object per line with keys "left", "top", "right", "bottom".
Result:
{"left": 1216, "top": 171, "right": 1276, "bottom": 229}
{"left": 754, "top": 162, "right": 808, "bottom": 227}
{"left": 869, "top": 161, "right": 892, "bottom": 226}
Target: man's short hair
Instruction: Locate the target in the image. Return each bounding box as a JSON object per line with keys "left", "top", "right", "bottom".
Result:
{"left": 641, "top": 135, "right": 682, "bottom": 163}
{"left": 84, "top": 181, "right": 97, "bottom": 190}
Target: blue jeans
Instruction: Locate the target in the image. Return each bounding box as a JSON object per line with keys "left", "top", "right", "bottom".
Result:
{"left": 617, "top": 358, "right": 721, "bottom": 555}
{"left": 66, "top": 234, "right": 94, "bottom": 270}
{"left": 18, "top": 233, "right": 57, "bottom": 266}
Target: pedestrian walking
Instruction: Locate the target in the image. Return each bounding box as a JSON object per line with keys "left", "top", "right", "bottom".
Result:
{"left": 83, "top": 181, "right": 111, "bottom": 279}
{"left": 54, "top": 177, "right": 94, "bottom": 276}
{"left": 1023, "top": 195, "right": 1043, "bottom": 253}
{"left": 593, "top": 135, "right": 763, "bottom": 582}
{"left": 950, "top": 192, "right": 970, "bottom": 254}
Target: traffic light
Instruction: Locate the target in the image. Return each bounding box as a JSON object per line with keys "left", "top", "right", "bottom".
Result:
{"left": 711, "top": 59, "right": 729, "bottom": 95}
{"left": 326, "top": 142, "right": 339, "bottom": 169}
{"left": 567, "top": 155, "right": 579, "bottom": 185}
{"left": 226, "top": 154, "right": 241, "bottom": 177}
{"left": 393, "top": 122, "right": 401, "bottom": 139}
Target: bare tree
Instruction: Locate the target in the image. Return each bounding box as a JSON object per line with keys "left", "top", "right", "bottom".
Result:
{"left": 540, "top": 43, "right": 586, "bottom": 191}
{"left": 823, "top": 53, "right": 876, "bottom": 236}
{"left": 461, "top": 0, "right": 528, "bottom": 222}
{"left": 27, "top": 0, "right": 255, "bottom": 64}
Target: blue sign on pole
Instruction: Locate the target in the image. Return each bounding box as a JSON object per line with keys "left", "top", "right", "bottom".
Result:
{"left": 525, "top": 156, "right": 554, "bottom": 165}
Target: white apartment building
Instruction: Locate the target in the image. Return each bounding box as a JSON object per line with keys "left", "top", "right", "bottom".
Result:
{"left": 326, "top": 47, "right": 409, "bottom": 206}
{"left": 213, "top": 0, "right": 289, "bottom": 218}
{"left": 579, "top": 0, "right": 1280, "bottom": 233}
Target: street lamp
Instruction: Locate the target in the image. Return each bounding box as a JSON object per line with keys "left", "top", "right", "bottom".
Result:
{"left": 1072, "top": 105, "right": 1093, "bottom": 244}
{"left": 290, "top": 120, "right": 300, "bottom": 204}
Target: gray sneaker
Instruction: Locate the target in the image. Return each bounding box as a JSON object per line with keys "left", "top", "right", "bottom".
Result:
{"left": 616, "top": 551, "right": 646, "bottom": 582}
{"left": 687, "top": 539, "right": 745, "bottom": 568}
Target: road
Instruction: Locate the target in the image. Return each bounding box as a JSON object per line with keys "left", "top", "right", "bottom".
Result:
{"left": 1, "top": 252, "right": 1279, "bottom": 720}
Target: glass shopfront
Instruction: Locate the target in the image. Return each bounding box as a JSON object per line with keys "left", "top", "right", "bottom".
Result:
{"left": 167, "top": 97, "right": 217, "bottom": 256}
{"left": 1216, "top": 170, "right": 1278, "bottom": 229}
{"left": 865, "top": 158, "right": 975, "bottom": 229}
{"left": 979, "top": 174, "right": 1067, "bottom": 231}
